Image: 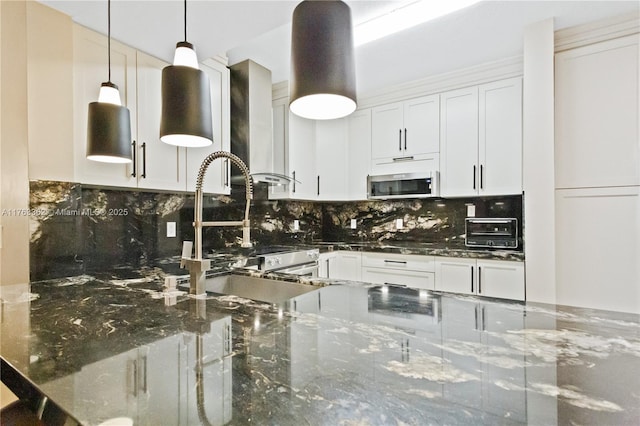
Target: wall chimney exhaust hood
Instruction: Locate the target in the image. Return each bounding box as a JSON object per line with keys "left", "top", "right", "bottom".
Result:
{"left": 230, "top": 59, "right": 292, "bottom": 186}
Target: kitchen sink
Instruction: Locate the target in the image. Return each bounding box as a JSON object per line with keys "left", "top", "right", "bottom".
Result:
{"left": 200, "top": 274, "right": 320, "bottom": 304}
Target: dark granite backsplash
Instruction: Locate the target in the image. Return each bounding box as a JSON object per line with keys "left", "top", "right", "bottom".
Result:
{"left": 29, "top": 181, "right": 522, "bottom": 281}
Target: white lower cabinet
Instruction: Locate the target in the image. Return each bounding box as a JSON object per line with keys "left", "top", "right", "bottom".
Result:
{"left": 441, "top": 298, "right": 526, "bottom": 420}
{"left": 556, "top": 186, "right": 640, "bottom": 313}
{"left": 319, "top": 251, "right": 362, "bottom": 281}
{"left": 361, "top": 252, "right": 435, "bottom": 290}
{"left": 435, "top": 257, "right": 525, "bottom": 301}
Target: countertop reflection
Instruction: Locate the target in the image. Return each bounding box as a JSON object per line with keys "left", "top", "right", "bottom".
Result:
{"left": 1, "top": 273, "right": 639, "bottom": 425}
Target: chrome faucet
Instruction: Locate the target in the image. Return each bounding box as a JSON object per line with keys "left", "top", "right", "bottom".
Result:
{"left": 181, "top": 151, "right": 253, "bottom": 296}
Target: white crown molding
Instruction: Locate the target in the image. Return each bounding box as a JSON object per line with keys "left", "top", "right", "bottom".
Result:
{"left": 555, "top": 12, "right": 639, "bottom": 52}
{"left": 356, "top": 56, "right": 523, "bottom": 109}
{"left": 271, "top": 56, "right": 523, "bottom": 110}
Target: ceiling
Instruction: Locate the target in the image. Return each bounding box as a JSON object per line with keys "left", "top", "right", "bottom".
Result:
{"left": 40, "top": 1, "right": 639, "bottom": 96}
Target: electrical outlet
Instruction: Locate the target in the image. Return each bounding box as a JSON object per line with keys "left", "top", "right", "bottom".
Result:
{"left": 350, "top": 219, "right": 357, "bottom": 229}
{"left": 396, "top": 218, "right": 403, "bottom": 229}
{"left": 466, "top": 204, "right": 476, "bottom": 217}
{"left": 293, "top": 220, "right": 300, "bottom": 231}
{"left": 167, "top": 222, "right": 177, "bottom": 238}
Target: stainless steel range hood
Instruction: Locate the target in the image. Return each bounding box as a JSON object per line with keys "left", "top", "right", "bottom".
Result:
{"left": 230, "top": 59, "right": 291, "bottom": 186}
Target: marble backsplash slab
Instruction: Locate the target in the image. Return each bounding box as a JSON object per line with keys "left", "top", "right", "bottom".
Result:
{"left": 29, "top": 181, "right": 522, "bottom": 281}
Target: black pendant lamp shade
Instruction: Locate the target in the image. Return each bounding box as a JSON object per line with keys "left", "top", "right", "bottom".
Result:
{"left": 160, "top": 0, "right": 214, "bottom": 148}
{"left": 87, "top": 83, "right": 132, "bottom": 163}
{"left": 160, "top": 58, "right": 213, "bottom": 147}
{"left": 86, "top": 1, "right": 132, "bottom": 163}
{"left": 290, "top": 0, "right": 357, "bottom": 120}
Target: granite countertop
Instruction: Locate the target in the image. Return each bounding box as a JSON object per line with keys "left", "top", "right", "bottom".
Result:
{"left": 312, "top": 241, "right": 525, "bottom": 261}
{"left": 2, "top": 263, "right": 639, "bottom": 426}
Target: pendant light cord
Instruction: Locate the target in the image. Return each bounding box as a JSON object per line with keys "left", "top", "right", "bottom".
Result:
{"left": 107, "top": 0, "right": 111, "bottom": 83}
{"left": 184, "top": 0, "right": 188, "bottom": 42}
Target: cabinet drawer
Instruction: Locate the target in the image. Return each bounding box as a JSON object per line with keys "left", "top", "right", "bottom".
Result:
{"left": 362, "top": 252, "right": 435, "bottom": 272}
{"left": 362, "top": 268, "right": 435, "bottom": 290}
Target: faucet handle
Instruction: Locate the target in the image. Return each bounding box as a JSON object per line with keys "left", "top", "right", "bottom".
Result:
{"left": 180, "top": 241, "right": 194, "bottom": 268}
{"left": 241, "top": 222, "right": 252, "bottom": 248}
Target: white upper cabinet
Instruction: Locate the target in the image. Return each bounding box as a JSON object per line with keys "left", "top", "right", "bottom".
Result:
{"left": 371, "top": 95, "right": 440, "bottom": 174}
{"left": 440, "top": 77, "right": 522, "bottom": 197}
{"left": 73, "top": 24, "right": 138, "bottom": 188}
{"left": 271, "top": 91, "right": 355, "bottom": 201}
{"left": 185, "top": 58, "right": 231, "bottom": 194}
{"left": 135, "top": 51, "right": 185, "bottom": 191}
{"left": 288, "top": 112, "right": 317, "bottom": 199}
{"left": 440, "top": 86, "right": 479, "bottom": 197}
{"left": 269, "top": 97, "right": 290, "bottom": 200}
{"left": 555, "top": 34, "right": 639, "bottom": 189}
{"left": 404, "top": 95, "right": 440, "bottom": 157}
{"left": 478, "top": 78, "right": 522, "bottom": 196}
{"left": 74, "top": 25, "right": 230, "bottom": 193}
{"left": 371, "top": 102, "right": 404, "bottom": 160}
{"left": 315, "top": 118, "right": 348, "bottom": 200}
{"left": 346, "top": 109, "right": 372, "bottom": 200}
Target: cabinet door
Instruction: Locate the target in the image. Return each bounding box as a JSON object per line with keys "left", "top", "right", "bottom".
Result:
{"left": 288, "top": 113, "right": 317, "bottom": 199}
{"left": 347, "top": 109, "right": 371, "bottom": 200}
{"left": 362, "top": 268, "right": 434, "bottom": 290}
{"left": 371, "top": 102, "right": 404, "bottom": 160}
{"left": 185, "top": 60, "right": 231, "bottom": 194}
{"left": 556, "top": 186, "right": 640, "bottom": 314}
{"left": 269, "top": 98, "right": 290, "bottom": 199}
{"left": 316, "top": 119, "right": 348, "bottom": 200}
{"left": 476, "top": 259, "right": 524, "bottom": 301}
{"left": 435, "top": 257, "right": 476, "bottom": 295}
{"left": 440, "top": 87, "right": 479, "bottom": 197}
{"left": 555, "top": 35, "right": 640, "bottom": 188}
{"left": 403, "top": 94, "right": 440, "bottom": 156}
{"left": 73, "top": 25, "right": 137, "bottom": 187}
{"left": 479, "top": 78, "right": 522, "bottom": 196}
{"left": 136, "top": 52, "right": 185, "bottom": 191}
{"left": 329, "top": 252, "right": 362, "bottom": 281}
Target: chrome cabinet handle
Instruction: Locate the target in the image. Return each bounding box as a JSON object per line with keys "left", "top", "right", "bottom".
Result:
{"left": 131, "top": 140, "right": 137, "bottom": 178}
{"left": 392, "top": 156, "right": 414, "bottom": 162}
{"left": 141, "top": 142, "right": 147, "bottom": 179}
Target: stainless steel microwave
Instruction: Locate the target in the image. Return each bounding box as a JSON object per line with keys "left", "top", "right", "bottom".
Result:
{"left": 367, "top": 172, "right": 439, "bottom": 199}
{"left": 465, "top": 218, "right": 518, "bottom": 249}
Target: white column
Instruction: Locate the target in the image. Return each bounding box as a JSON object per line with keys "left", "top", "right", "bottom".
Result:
{"left": 522, "top": 19, "right": 556, "bottom": 304}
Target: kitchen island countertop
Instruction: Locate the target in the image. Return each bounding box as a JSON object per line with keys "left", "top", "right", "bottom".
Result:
{"left": 1, "top": 265, "right": 638, "bottom": 425}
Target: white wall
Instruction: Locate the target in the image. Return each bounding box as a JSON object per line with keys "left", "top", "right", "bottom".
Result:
{"left": 0, "top": 0, "right": 30, "bottom": 286}
{"left": 522, "top": 18, "right": 556, "bottom": 304}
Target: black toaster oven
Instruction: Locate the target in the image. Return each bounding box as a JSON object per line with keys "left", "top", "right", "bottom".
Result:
{"left": 465, "top": 218, "right": 518, "bottom": 249}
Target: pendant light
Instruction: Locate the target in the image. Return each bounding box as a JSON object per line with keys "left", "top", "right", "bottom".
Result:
{"left": 160, "top": 0, "right": 213, "bottom": 148}
{"left": 86, "top": 0, "right": 132, "bottom": 163}
{"left": 290, "top": 0, "right": 357, "bottom": 120}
